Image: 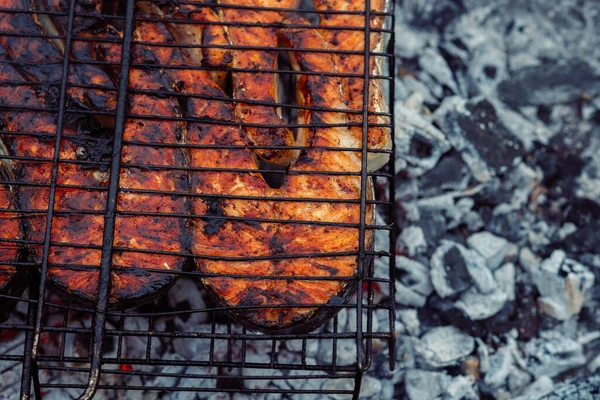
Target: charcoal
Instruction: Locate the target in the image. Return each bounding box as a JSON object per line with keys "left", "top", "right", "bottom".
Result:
{"left": 483, "top": 347, "right": 513, "bottom": 389}
{"left": 401, "top": 0, "right": 465, "bottom": 30}
{"left": 538, "top": 375, "right": 600, "bottom": 400}
{"left": 430, "top": 241, "right": 497, "bottom": 298}
{"left": 530, "top": 250, "right": 595, "bottom": 320}
{"left": 467, "top": 231, "right": 514, "bottom": 270}
{"left": 434, "top": 97, "right": 527, "bottom": 181}
{"left": 399, "top": 225, "right": 427, "bottom": 257}
{"left": 494, "top": 263, "right": 516, "bottom": 302}
{"left": 418, "top": 326, "right": 475, "bottom": 368}
{"left": 397, "top": 309, "right": 421, "bottom": 337}
{"left": 507, "top": 367, "right": 533, "bottom": 394}
{"left": 525, "top": 332, "right": 586, "bottom": 378}
{"left": 498, "top": 59, "right": 600, "bottom": 107}
{"left": 455, "top": 286, "right": 508, "bottom": 321}
{"left": 513, "top": 376, "right": 554, "bottom": 400}
{"left": 395, "top": 256, "right": 434, "bottom": 308}
{"left": 419, "top": 47, "right": 459, "bottom": 94}
{"left": 419, "top": 151, "right": 471, "bottom": 196}
{"left": 395, "top": 98, "right": 451, "bottom": 175}
{"left": 404, "top": 369, "right": 448, "bottom": 400}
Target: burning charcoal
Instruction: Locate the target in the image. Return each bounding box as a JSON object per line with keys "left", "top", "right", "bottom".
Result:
{"left": 525, "top": 333, "right": 586, "bottom": 378}
{"left": 419, "top": 151, "right": 471, "bottom": 196}
{"left": 399, "top": 225, "right": 427, "bottom": 257}
{"left": 498, "top": 59, "right": 600, "bottom": 107}
{"left": 430, "top": 241, "right": 497, "bottom": 298}
{"left": 434, "top": 97, "right": 527, "bottom": 182}
{"left": 467, "top": 231, "right": 515, "bottom": 270}
{"left": 455, "top": 286, "right": 508, "bottom": 321}
{"left": 395, "top": 98, "right": 451, "bottom": 175}
{"left": 418, "top": 326, "right": 475, "bottom": 368}
{"left": 483, "top": 347, "right": 513, "bottom": 389}
{"left": 396, "top": 256, "right": 434, "bottom": 308}
{"left": 530, "top": 250, "right": 595, "bottom": 320}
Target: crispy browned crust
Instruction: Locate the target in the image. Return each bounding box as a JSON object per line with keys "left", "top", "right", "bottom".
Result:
{"left": 312, "top": 0, "right": 391, "bottom": 171}
{"left": 137, "top": 0, "right": 232, "bottom": 89}
{"left": 217, "top": 0, "right": 298, "bottom": 166}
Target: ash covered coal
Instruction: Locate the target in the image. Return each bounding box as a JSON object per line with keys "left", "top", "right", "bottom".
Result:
{"left": 388, "top": 0, "right": 600, "bottom": 399}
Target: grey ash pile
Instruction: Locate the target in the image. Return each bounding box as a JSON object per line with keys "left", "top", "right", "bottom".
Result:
{"left": 383, "top": 0, "right": 600, "bottom": 398}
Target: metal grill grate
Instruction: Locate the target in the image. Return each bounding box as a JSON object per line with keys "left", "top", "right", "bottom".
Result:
{"left": 0, "top": 0, "right": 397, "bottom": 398}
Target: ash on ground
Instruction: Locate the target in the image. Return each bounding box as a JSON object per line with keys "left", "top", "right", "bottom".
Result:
{"left": 386, "top": 0, "right": 600, "bottom": 399}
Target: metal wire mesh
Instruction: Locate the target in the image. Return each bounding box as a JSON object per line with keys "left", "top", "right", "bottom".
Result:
{"left": 0, "top": 0, "right": 396, "bottom": 398}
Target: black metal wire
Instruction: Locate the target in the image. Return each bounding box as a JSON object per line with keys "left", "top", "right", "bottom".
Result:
{"left": 0, "top": 0, "right": 397, "bottom": 398}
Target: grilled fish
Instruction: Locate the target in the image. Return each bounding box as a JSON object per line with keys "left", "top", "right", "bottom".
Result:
{"left": 216, "top": 0, "right": 299, "bottom": 166}
{"left": 47, "top": 25, "right": 190, "bottom": 307}
{"left": 0, "top": 131, "right": 27, "bottom": 323}
{"left": 0, "top": 5, "right": 186, "bottom": 307}
{"left": 135, "top": 14, "right": 374, "bottom": 332}
{"left": 0, "top": 0, "right": 117, "bottom": 127}
{"left": 312, "top": 0, "right": 392, "bottom": 171}
{"left": 137, "top": 0, "right": 232, "bottom": 90}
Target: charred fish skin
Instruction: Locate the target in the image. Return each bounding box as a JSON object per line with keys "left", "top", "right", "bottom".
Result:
{"left": 217, "top": 0, "right": 299, "bottom": 167}
{"left": 312, "top": 0, "right": 392, "bottom": 172}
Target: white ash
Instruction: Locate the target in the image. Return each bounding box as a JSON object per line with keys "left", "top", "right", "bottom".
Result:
{"left": 530, "top": 250, "right": 595, "bottom": 320}
{"left": 524, "top": 333, "right": 586, "bottom": 378}
{"left": 430, "top": 241, "right": 497, "bottom": 298}
{"left": 467, "top": 231, "right": 514, "bottom": 270}
{"left": 417, "top": 326, "right": 475, "bottom": 368}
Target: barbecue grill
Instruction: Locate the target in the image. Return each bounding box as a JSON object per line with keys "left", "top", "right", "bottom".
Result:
{"left": 0, "top": 0, "right": 397, "bottom": 398}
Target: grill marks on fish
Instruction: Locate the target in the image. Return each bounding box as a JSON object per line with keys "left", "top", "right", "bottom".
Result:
{"left": 312, "top": 0, "right": 392, "bottom": 171}
{"left": 216, "top": 0, "right": 299, "bottom": 166}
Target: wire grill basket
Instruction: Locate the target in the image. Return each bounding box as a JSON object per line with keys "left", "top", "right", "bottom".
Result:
{"left": 0, "top": 0, "right": 397, "bottom": 398}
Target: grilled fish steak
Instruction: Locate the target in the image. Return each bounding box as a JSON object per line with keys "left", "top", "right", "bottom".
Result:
{"left": 0, "top": 7, "right": 186, "bottom": 307}
{"left": 133, "top": 15, "right": 374, "bottom": 332}
{"left": 217, "top": 0, "right": 299, "bottom": 166}
{"left": 47, "top": 26, "right": 190, "bottom": 307}
{"left": 0, "top": 132, "right": 27, "bottom": 323}
{"left": 312, "top": 0, "right": 392, "bottom": 171}
{"left": 137, "top": 0, "right": 232, "bottom": 90}
{"left": 0, "top": 0, "right": 117, "bottom": 127}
